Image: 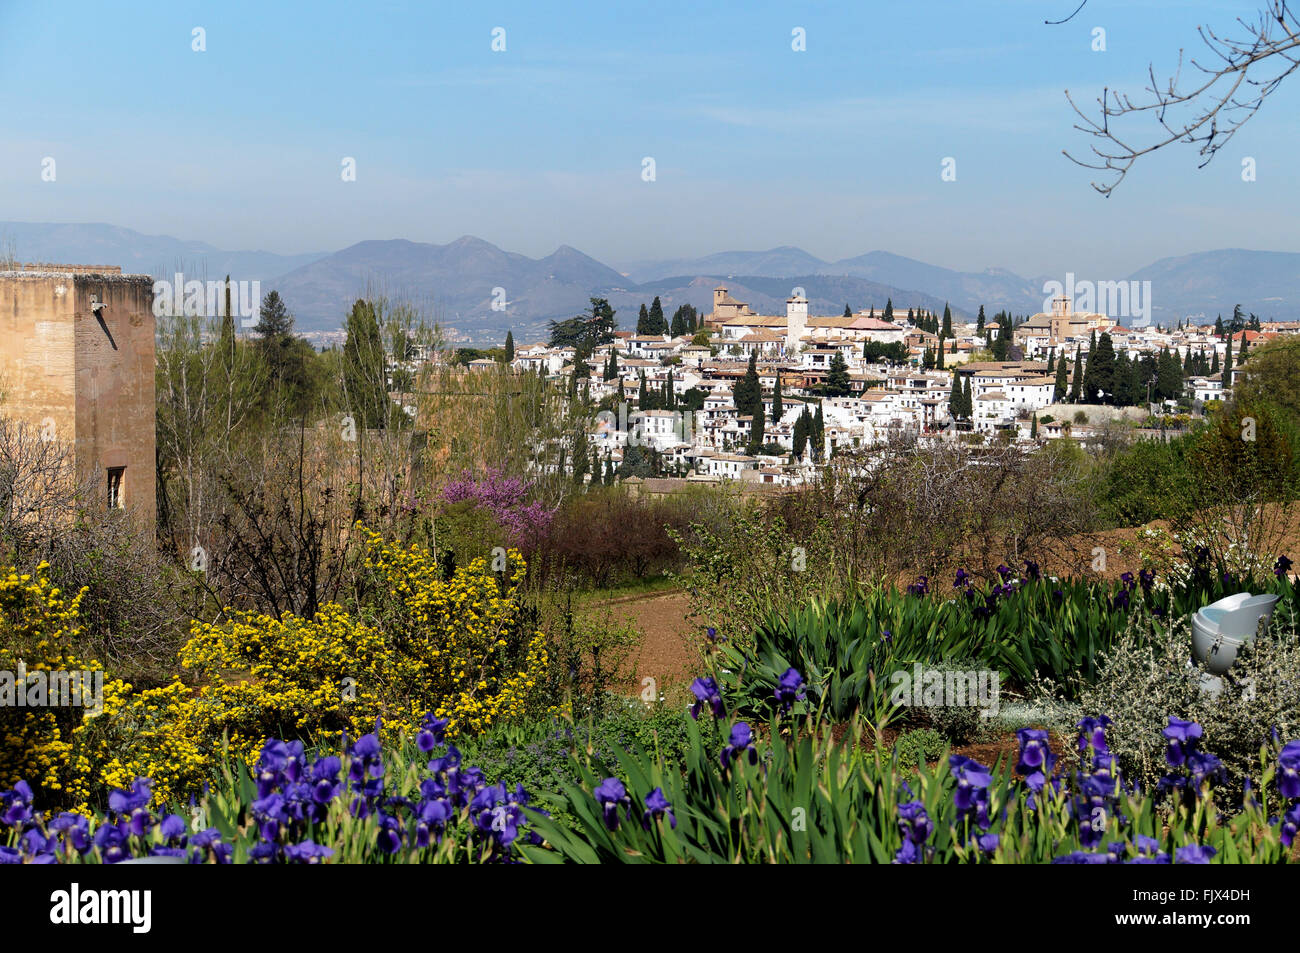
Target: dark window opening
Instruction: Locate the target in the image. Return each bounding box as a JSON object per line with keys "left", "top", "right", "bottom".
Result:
{"left": 107, "top": 467, "right": 125, "bottom": 509}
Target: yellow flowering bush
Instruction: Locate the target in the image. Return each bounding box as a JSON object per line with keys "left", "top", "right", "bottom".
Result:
{"left": 0, "top": 564, "right": 206, "bottom": 813}
{"left": 179, "top": 530, "right": 550, "bottom": 765}
{"left": 1, "top": 531, "right": 548, "bottom": 811}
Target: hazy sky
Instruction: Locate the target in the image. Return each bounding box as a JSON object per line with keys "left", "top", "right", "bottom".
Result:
{"left": 2, "top": 0, "right": 1296, "bottom": 278}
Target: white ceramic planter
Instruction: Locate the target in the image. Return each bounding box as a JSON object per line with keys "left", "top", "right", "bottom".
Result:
{"left": 1191, "top": 593, "right": 1280, "bottom": 676}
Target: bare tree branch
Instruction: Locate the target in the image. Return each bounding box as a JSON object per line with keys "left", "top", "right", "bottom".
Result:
{"left": 1047, "top": 0, "right": 1089, "bottom": 27}
{"left": 1063, "top": 1, "right": 1300, "bottom": 195}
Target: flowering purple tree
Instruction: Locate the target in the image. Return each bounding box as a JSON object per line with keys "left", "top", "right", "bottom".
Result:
{"left": 439, "top": 467, "right": 554, "bottom": 545}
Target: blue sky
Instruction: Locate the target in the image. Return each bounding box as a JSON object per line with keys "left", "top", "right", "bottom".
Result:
{"left": 1, "top": 0, "right": 1296, "bottom": 278}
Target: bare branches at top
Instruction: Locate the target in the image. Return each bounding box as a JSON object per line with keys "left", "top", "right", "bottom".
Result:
{"left": 1062, "top": 2, "right": 1300, "bottom": 196}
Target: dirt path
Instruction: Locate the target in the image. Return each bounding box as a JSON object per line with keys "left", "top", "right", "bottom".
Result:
{"left": 584, "top": 589, "right": 700, "bottom": 694}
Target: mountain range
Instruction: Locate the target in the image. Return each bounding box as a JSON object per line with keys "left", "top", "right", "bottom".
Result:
{"left": 5, "top": 221, "right": 1299, "bottom": 340}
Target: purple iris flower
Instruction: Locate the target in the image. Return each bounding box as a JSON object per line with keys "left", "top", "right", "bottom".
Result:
{"left": 1186, "top": 751, "right": 1225, "bottom": 789}
{"left": 1281, "top": 803, "right": 1300, "bottom": 847}
{"left": 894, "top": 801, "right": 933, "bottom": 864}
{"left": 158, "top": 814, "right": 187, "bottom": 843}
{"left": 375, "top": 812, "right": 405, "bottom": 853}
{"left": 48, "top": 813, "right": 91, "bottom": 854}
{"left": 954, "top": 568, "right": 972, "bottom": 588}
{"left": 1276, "top": 555, "right": 1293, "bottom": 579}
{"left": 309, "top": 756, "right": 343, "bottom": 808}
{"left": 93, "top": 824, "right": 130, "bottom": 864}
{"left": 949, "top": 755, "right": 993, "bottom": 830}
{"left": 20, "top": 828, "right": 55, "bottom": 858}
{"left": 284, "top": 839, "right": 333, "bottom": 863}
{"left": 1023, "top": 559, "right": 1041, "bottom": 580}
{"left": 1174, "top": 845, "right": 1216, "bottom": 864}
{"left": 1015, "top": 728, "right": 1057, "bottom": 792}
{"left": 107, "top": 777, "right": 152, "bottom": 815}
{"left": 428, "top": 744, "right": 462, "bottom": 776}
{"left": 190, "top": 828, "right": 232, "bottom": 864}
{"left": 721, "top": 722, "right": 759, "bottom": 769}
{"left": 907, "top": 575, "right": 930, "bottom": 596}
{"left": 1133, "top": 835, "right": 1162, "bottom": 857}
{"left": 773, "top": 668, "right": 807, "bottom": 712}
{"left": 642, "top": 787, "right": 677, "bottom": 830}
{"left": 689, "top": 676, "right": 724, "bottom": 720}
{"left": 1162, "top": 717, "right": 1203, "bottom": 768}
{"left": 417, "top": 715, "right": 450, "bottom": 753}
{"left": 594, "top": 777, "right": 633, "bottom": 831}
{"left": 1138, "top": 568, "right": 1155, "bottom": 591}
{"left": 1077, "top": 716, "right": 1112, "bottom": 758}
{"left": 0, "top": 781, "right": 34, "bottom": 826}
{"left": 1278, "top": 741, "right": 1300, "bottom": 799}
{"left": 1052, "top": 850, "right": 1114, "bottom": 864}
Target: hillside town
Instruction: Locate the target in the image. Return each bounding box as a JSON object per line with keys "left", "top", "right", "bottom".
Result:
{"left": 448, "top": 286, "right": 1300, "bottom": 488}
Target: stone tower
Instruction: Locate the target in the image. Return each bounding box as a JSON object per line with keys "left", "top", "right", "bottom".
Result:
{"left": 785, "top": 294, "right": 808, "bottom": 354}
{"left": 0, "top": 265, "right": 156, "bottom": 535}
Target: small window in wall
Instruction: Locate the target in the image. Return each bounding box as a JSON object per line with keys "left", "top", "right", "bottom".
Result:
{"left": 107, "top": 467, "right": 125, "bottom": 509}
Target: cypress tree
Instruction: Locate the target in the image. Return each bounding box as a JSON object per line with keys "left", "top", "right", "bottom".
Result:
{"left": 961, "top": 376, "right": 972, "bottom": 419}
{"left": 648, "top": 296, "right": 666, "bottom": 335}
{"left": 1069, "top": 345, "right": 1083, "bottom": 403}
{"left": 734, "top": 352, "right": 761, "bottom": 418}
{"left": 1054, "top": 354, "right": 1069, "bottom": 402}
{"left": 844, "top": 304, "right": 852, "bottom": 318}
{"left": 941, "top": 303, "right": 953, "bottom": 339}
{"left": 1082, "top": 330, "right": 1099, "bottom": 401}
{"left": 504, "top": 330, "right": 515, "bottom": 361}
{"left": 976, "top": 305, "right": 985, "bottom": 335}
{"left": 1224, "top": 334, "right": 1234, "bottom": 372}
{"left": 1113, "top": 351, "right": 1133, "bottom": 406}
{"left": 1030, "top": 413, "right": 1038, "bottom": 439}
{"left": 571, "top": 431, "right": 588, "bottom": 485}
{"left": 1089, "top": 332, "right": 1116, "bottom": 403}
{"left": 748, "top": 398, "right": 765, "bottom": 454}
{"left": 219, "top": 273, "right": 235, "bottom": 359}
{"left": 825, "top": 351, "right": 851, "bottom": 396}
{"left": 771, "top": 371, "right": 783, "bottom": 422}
{"left": 636, "top": 303, "right": 650, "bottom": 335}
{"left": 812, "top": 402, "right": 825, "bottom": 460}
{"left": 793, "top": 408, "right": 809, "bottom": 460}
{"left": 948, "top": 373, "right": 961, "bottom": 417}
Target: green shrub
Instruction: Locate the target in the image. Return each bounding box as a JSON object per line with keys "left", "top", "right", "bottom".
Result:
{"left": 922, "top": 660, "right": 987, "bottom": 745}
{"left": 1041, "top": 596, "right": 1300, "bottom": 796}
{"left": 893, "top": 728, "right": 946, "bottom": 767}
